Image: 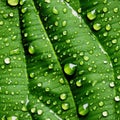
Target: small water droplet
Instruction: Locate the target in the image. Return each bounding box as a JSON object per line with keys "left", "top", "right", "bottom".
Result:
{"left": 99, "top": 101, "right": 104, "bottom": 107}
{"left": 59, "top": 78, "right": 65, "bottom": 84}
{"left": 52, "top": 7, "right": 58, "bottom": 15}
{"left": 7, "top": 0, "right": 19, "bottom": 6}
{"left": 31, "top": 107, "right": 36, "bottom": 113}
{"left": 78, "top": 103, "right": 89, "bottom": 116}
{"left": 103, "top": 7, "right": 108, "bottom": 13}
{"left": 114, "top": 8, "right": 119, "bottom": 13}
{"left": 4, "top": 57, "right": 11, "bottom": 65}
{"left": 83, "top": 56, "right": 89, "bottom": 61}
{"left": 0, "top": 21, "right": 4, "bottom": 26}
{"left": 29, "top": 72, "right": 35, "bottom": 78}
{"left": 60, "top": 93, "right": 67, "bottom": 100}
{"left": 93, "top": 23, "right": 101, "bottom": 31}
{"left": 106, "top": 24, "right": 111, "bottom": 31}
{"left": 62, "top": 21, "right": 67, "bottom": 27}
{"left": 45, "top": 0, "right": 51, "bottom": 3}
{"left": 112, "top": 39, "right": 117, "bottom": 44}
{"left": 61, "top": 103, "right": 69, "bottom": 110}
{"left": 109, "top": 82, "right": 115, "bottom": 88}
{"left": 7, "top": 116, "right": 18, "bottom": 120}
{"left": 115, "top": 96, "right": 120, "bottom": 102}
{"left": 66, "top": 39, "right": 71, "bottom": 44}
{"left": 87, "top": 9, "right": 96, "bottom": 20}
{"left": 64, "top": 63, "right": 77, "bottom": 75}
{"left": 20, "top": 0, "right": 26, "bottom": 5}
{"left": 22, "top": 105, "right": 27, "bottom": 111}
{"left": 102, "top": 111, "right": 108, "bottom": 117}
{"left": 48, "top": 64, "right": 53, "bottom": 69}
{"left": 28, "top": 45, "right": 35, "bottom": 55}
{"left": 37, "top": 109, "right": 43, "bottom": 115}
{"left": 9, "top": 12, "right": 14, "bottom": 17}
{"left": 117, "top": 75, "right": 120, "bottom": 80}
{"left": 21, "top": 7, "right": 27, "bottom": 13}
{"left": 76, "top": 80, "right": 82, "bottom": 87}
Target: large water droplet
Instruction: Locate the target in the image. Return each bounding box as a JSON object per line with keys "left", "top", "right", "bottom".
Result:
{"left": 64, "top": 63, "right": 77, "bottom": 75}
{"left": 93, "top": 23, "right": 101, "bottom": 31}
{"left": 78, "top": 103, "right": 89, "bottom": 116}
{"left": 7, "top": 0, "right": 19, "bottom": 6}
{"left": 115, "top": 96, "right": 120, "bottom": 102}
{"left": 61, "top": 103, "right": 69, "bottom": 110}
{"left": 37, "top": 109, "right": 43, "bottom": 115}
{"left": 87, "top": 10, "right": 96, "bottom": 20}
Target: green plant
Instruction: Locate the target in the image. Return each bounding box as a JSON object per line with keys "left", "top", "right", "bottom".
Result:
{"left": 0, "top": 0, "right": 120, "bottom": 119}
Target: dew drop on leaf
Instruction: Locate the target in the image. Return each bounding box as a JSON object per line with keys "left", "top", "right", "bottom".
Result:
{"left": 7, "top": 116, "right": 18, "bottom": 120}
{"left": 114, "top": 7, "right": 119, "bottom": 13}
{"left": 78, "top": 103, "right": 89, "bottom": 116}
{"left": 60, "top": 93, "right": 67, "bottom": 100}
{"left": 37, "top": 109, "right": 43, "bottom": 115}
{"left": 0, "top": 21, "right": 4, "bottom": 26}
{"left": 106, "top": 24, "right": 111, "bottom": 31}
{"left": 114, "top": 96, "right": 120, "bottom": 102}
{"left": 93, "top": 23, "right": 101, "bottom": 31}
{"left": 102, "top": 111, "right": 108, "bottom": 117}
{"left": 87, "top": 10, "right": 96, "bottom": 20}
{"left": 21, "top": 7, "right": 27, "bottom": 14}
{"left": 31, "top": 107, "right": 36, "bottom": 113}
{"left": 64, "top": 63, "right": 77, "bottom": 75}
{"left": 28, "top": 45, "right": 35, "bottom": 55}
{"left": 52, "top": 7, "right": 58, "bottom": 15}
{"left": 99, "top": 101, "right": 104, "bottom": 107}
{"left": 45, "top": 0, "right": 51, "bottom": 3}
{"left": 4, "top": 57, "right": 11, "bottom": 65}
{"left": 61, "top": 103, "right": 69, "bottom": 111}
{"left": 7, "top": 0, "right": 19, "bottom": 6}
{"left": 76, "top": 80, "right": 82, "bottom": 87}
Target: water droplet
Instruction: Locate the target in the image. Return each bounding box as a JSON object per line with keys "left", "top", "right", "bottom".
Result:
{"left": 87, "top": 10, "right": 96, "bottom": 20}
{"left": 109, "top": 82, "right": 115, "bottom": 88}
{"left": 117, "top": 75, "right": 120, "bottom": 80}
{"left": 37, "top": 109, "right": 43, "bottom": 115}
{"left": 4, "top": 57, "right": 11, "bottom": 65}
{"left": 52, "top": 7, "right": 58, "bottom": 15}
{"left": 60, "top": 93, "right": 67, "bottom": 100}
{"left": 22, "top": 105, "right": 27, "bottom": 111}
{"left": 29, "top": 72, "right": 35, "bottom": 78}
{"left": 0, "top": 21, "right": 4, "bottom": 26}
{"left": 31, "top": 107, "right": 36, "bottom": 113}
{"left": 62, "top": 21, "right": 67, "bottom": 27}
{"left": 20, "top": 0, "right": 26, "bottom": 5}
{"left": 83, "top": 56, "right": 89, "bottom": 61}
{"left": 7, "top": 116, "right": 18, "bottom": 120}
{"left": 78, "top": 103, "right": 89, "bottom": 116}
{"left": 114, "top": 8, "right": 119, "bottom": 13}
{"left": 28, "top": 45, "right": 35, "bottom": 55}
{"left": 93, "top": 23, "right": 101, "bottom": 31}
{"left": 61, "top": 103, "right": 69, "bottom": 110}
{"left": 99, "top": 101, "right": 104, "bottom": 107}
{"left": 106, "top": 24, "right": 111, "bottom": 31}
{"left": 21, "top": 7, "right": 27, "bottom": 14}
{"left": 10, "top": 48, "right": 20, "bottom": 55}
{"left": 9, "top": 12, "right": 14, "bottom": 17}
{"left": 45, "top": 0, "right": 50, "bottom": 3}
{"left": 112, "top": 39, "right": 117, "bottom": 44}
{"left": 7, "top": 0, "right": 19, "bottom": 6}
{"left": 59, "top": 78, "right": 65, "bottom": 84}
{"left": 64, "top": 63, "right": 77, "bottom": 75}
{"left": 48, "top": 64, "right": 53, "bottom": 69}
{"left": 63, "top": 30, "right": 67, "bottom": 35}
{"left": 103, "top": 7, "right": 108, "bottom": 13}
{"left": 115, "top": 96, "right": 120, "bottom": 102}
{"left": 76, "top": 80, "right": 82, "bottom": 87}
{"left": 66, "top": 39, "right": 71, "bottom": 44}
{"left": 102, "top": 111, "right": 108, "bottom": 117}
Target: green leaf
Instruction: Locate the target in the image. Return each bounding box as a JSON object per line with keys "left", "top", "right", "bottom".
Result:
{"left": 0, "top": 1, "right": 31, "bottom": 119}
{"left": 35, "top": 0, "right": 116, "bottom": 119}
{"left": 19, "top": 0, "right": 79, "bottom": 119}
{"left": 80, "top": 0, "right": 120, "bottom": 119}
